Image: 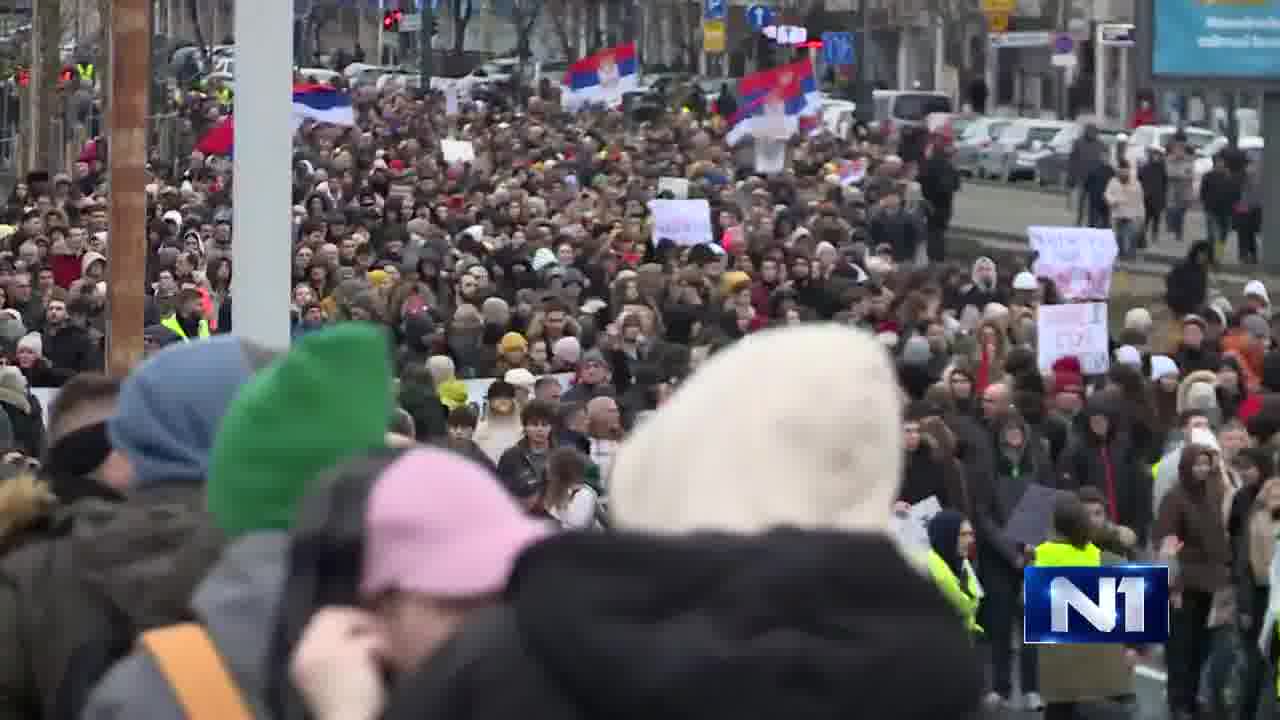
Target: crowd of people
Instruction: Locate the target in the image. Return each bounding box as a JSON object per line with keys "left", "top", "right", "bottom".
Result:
{"left": 0, "top": 55, "right": 1272, "bottom": 720}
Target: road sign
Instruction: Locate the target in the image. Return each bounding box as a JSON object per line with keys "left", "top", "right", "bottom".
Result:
{"left": 1052, "top": 53, "right": 1077, "bottom": 68}
{"left": 703, "top": 20, "right": 726, "bottom": 53}
{"left": 821, "top": 31, "right": 854, "bottom": 65}
{"left": 1053, "top": 33, "right": 1074, "bottom": 54}
{"left": 988, "top": 12, "right": 1008, "bottom": 33}
{"left": 1100, "top": 23, "right": 1136, "bottom": 47}
{"left": 981, "top": 0, "right": 1016, "bottom": 13}
{"left": 746, "top": 5, "right": 774, "bottom": 31}
{"left": 401, "top": 12, "right": 421, "bottom": 31}
{"left": 704, "top": 0, "right": 726, "bottom": 21}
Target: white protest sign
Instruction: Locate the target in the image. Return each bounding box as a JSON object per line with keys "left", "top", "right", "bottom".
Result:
{"left": 658, "top": 177, "right": 690, "bottom": 199}
{"left": 445, "top": 86, "right": 460, "bottom": 116}
{"left": 892, "top": 495, "right": 942, "bottom": 552}
{"left": 648, "top": 199, "right": 713, "bottom": 246}
{"left": 754, "top": 138, "right": 786, "bottom": 174}
{"left": 1037, "top": 302, "right": 1110, "bottom": 375}
{"left": 440, "top": 139, "right": 476, "bottom": 165}
{"left": 1028, "top": 225, "right": 1118, "bottom": 300}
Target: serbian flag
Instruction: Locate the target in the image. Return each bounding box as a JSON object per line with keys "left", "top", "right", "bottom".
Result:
{"left": 725, "top": 59, "right": 820, "bottom": 146}
{"left": 561, "top": 43, "right": 639, "bottom": 111}
{"left": 292, "top": 84, "right": 355, "bottom": 130}
{"left": 197, "top": 115, "right": 234, "bottom": 156}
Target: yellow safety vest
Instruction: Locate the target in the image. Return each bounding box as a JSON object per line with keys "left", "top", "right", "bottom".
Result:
{"left": 160, "top": 315, "right": 210, "bottom": 342}
{"left": 925, "top": 549, "right": 984, "bottom": 635}
{"left": 75, "top": 63, "right": 94, "bottom": 83}
{"left": 1033, "top": 541, "right": 1102, "bottom": 568}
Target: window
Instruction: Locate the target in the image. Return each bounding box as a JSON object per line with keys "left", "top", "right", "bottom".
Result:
{"left": 891, "top": 94, "right": 952, "bottom": 121}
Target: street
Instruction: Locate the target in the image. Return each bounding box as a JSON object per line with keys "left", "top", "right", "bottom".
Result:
{"left": 981, "top": 650, "right": 1168, "bottom": 719}
{"left": 951, "top": 181, "right": 1213, "bottom": 266}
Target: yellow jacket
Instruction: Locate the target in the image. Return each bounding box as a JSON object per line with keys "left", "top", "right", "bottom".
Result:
{"left": 160, "top": 315, "right": 210, "bottom": 341}
{"left": 1033, "top": 540, "right": 1102, "bottom": 568}
{"left": 926, "top": 549, "right": 983, "bottom": 635}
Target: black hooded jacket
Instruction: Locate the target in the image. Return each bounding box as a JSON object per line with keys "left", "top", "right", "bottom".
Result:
{"left": 1058, "top": 396, "right": 1151, "bottom": 540}
{"left": 383, "top": 530, "right": 984, "bottom": 720}
{"left": 1165, "top": 242, "right": 1210, "bottom": 317}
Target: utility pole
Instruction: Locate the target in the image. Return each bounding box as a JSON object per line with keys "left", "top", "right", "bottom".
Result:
{"left": 106, "top": 0, "right": 151, "bottom": 374}
{"left": 853, "top": 0, "right": 871, "bottom": 122}
{"left": 420, "top": 0, "right": 434, "bottom": 92}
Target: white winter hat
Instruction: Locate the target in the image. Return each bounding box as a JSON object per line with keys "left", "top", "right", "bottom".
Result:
{"left": 1188, "top": 427, "right": 1221, "bottom": 453}
{"left": 609, "top": 325, "right": 903, "bottom": 536}
{"left": 1012, "top": 271, "right": 1038, "bottom": 291}
{"left": 1244, "top": 280, "right": 1271, "bottom": 305}
{"left": 1124, "top": 307, "right": 1153, "bottom": 333}
{"left": 16, "top": 332, "right": 41, "bottom": 357}
{"left": 1150, "top": 355, "right": 1179, "bottom": 381}
{"left": 1114, "top": 345, "right": 1141, "bottom": 367}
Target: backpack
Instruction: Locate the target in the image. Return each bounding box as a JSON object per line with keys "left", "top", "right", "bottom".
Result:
{"left": 141, "top": 623, "right": 253, "bottom": 720}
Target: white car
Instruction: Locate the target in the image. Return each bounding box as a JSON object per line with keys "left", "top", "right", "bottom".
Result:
{"left": 1193, "top": 135, "right": 1263, "bottom": 193}
{"left": 1124, "top": 125, "right": 1217, "bottom": 168}
{"left": 977, "top": 119, "right": 1072, "bottom": 181}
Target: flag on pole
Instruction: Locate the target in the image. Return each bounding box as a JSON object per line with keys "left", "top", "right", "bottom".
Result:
{"left": 561, "top": 43, "right": 639, "bottom": 111}
{"left": 725, "top": 59, "right": 820, "bottom": 146}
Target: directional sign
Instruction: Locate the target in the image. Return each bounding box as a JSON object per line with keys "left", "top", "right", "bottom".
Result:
{"left": 1100, "top": 23, "right": 1136, "bottom": 47}
{"left": 704, "top": 0, "right": 726, "bottom": 21}
{"left": 401, "top": 12, "right": 422, "bottom": 31}
{"left": 821, "top": 31, "right": 854, "bottom": 66}
{"left": 988, "top": 12, "right": 1009, "bottom": 33}
{"left": 1053, "top": 33, "right": 1074, "bottom": 54}
{"left": 746, "top": 4, "right": 775, "bottom": 31}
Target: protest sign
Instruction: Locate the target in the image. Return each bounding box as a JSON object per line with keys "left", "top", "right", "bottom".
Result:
{"left": 1037, "top": 302, "right": 1109, "bottom": 375}
{"left": 837, "top": 158, "right": 866, "bottom": 186}
{"left": 1004, "top": 484, "right": 1064, "bottom": 548}
{"left": 754, "top": 138, "right": 786, "bottom": 174}
{"left": 892, "top": 495, "right": 942, "bottom": 552}
{"left": 445, "top": 86, "right": 460, "bottom": 116}
{"left": 658, "top": 177, "right": 690, "bottom": 199}
{"left": 440, "top": 139, "right": 476, "bottom": 165}
{"left": 647, "top": 199, "right": 713, "bottom": 246}
{"left": 1028, "top": 226, "right": 1118, "bottom": 300}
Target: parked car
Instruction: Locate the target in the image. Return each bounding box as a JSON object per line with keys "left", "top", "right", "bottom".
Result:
{"left": 954, "top": 116, "right": 1012, "bottom": 176}
{"left": 1193, "top": 135, "right": 1263, "bottom": 194}
{"left": 1124, "top": 124, "right": 1217, "bottom": 168}
{"left": 976, "top": 119, "right": 1071, "bottom": 181}
{"left": 1034, "top": 124, "right": 1126, "bottom": 187}
{"left": 871, "top": 90, "right": 952, "bottom": 142}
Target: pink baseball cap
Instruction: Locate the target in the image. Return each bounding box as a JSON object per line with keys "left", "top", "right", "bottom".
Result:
{"left": 361, "top": 448, "right": 551, "bottom": 598}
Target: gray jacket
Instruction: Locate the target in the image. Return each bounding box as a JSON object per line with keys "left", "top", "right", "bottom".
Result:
{"left": 82, "top": 532, "right": 289, "bottom": 720}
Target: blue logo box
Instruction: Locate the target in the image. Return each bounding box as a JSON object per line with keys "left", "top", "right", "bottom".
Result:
{"left": 1024, "top": 565, "right": 1169, "bottom": 645}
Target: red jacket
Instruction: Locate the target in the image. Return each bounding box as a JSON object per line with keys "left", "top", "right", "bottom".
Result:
{"left": 50, "top": 253, "right": 82, "bottom": 289}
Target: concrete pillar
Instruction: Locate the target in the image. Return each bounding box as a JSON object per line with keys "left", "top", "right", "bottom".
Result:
{"left": 233, "top": 0, "right": 293, "bottom": 349}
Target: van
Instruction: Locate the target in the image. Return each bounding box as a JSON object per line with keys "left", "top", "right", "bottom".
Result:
{"left": 872, "top": 90, "right": 952, "bottom": 141}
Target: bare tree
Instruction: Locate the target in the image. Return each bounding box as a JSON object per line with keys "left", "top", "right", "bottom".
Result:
{"left": 26, "top": 0, "right": 64, "bottom": 173}
{"left": 187, "top": 0, "right": 209, "bottom": 65}
{"left": 934, "top": 0, "right": 986, "bottom": 97}
{"left": 508, "top": 0, "right": 544, "bottom": 63}
{"left": 546, "top": 0, "right": 578, "bottom": 61}
{"left": 449, "top": 0, "right": 473, "bottom": 56}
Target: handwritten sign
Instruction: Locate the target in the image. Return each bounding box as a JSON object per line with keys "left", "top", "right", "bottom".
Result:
{"left": 1028, "top": 226, "right": 1118, "bottom": 300}
{"left": 440, "top": 139, "right": 476, "bottom": 165}
{"left": 892, "top": 495, "right": 942, "bottom": 552}
{"left": 838, "top": 158, "right": 867, "bottom": 186}
{"left": 658, "top": 177, "right": 690, "bottom": 199}
{"left": 1037, "top": 302, "right": 1110, "bottom": 375}
{"left": 648, "top": 199, "right": 713, "bottom": 246}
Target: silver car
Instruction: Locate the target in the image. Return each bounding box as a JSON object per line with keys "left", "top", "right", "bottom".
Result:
{"left": 953, "top": 117, "right": 1011, "bottom": 176}
{"left": 976, "top": 120, "right": 1071, "bottom": 182}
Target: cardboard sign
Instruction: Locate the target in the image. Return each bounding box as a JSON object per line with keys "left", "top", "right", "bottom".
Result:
{"left": 892, "top": 495, "right": 942, "bottom": 552}
{"left": 658, "top": 177, "right": 690, "bottom": 199}
{"left": 1029, "top": 225, "right": 1118, "bottom": 300}
{"left": 440, "top": 139, "right": 476, "bottom": 165}
{"left": 1037, "top": 302, "right": 1110, "bottom": 375}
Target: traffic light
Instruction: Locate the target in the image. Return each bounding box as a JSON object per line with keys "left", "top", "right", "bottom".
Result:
{"left": 382, "top": 9, "right": 402, "bottom": 32}
{"left": 430, "top": 16, "right": 438, "bottom": 35}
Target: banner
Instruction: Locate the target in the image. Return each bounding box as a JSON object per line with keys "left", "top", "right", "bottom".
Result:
{"left": 1154, "top": 0, "right": 1280, "bottom": 79}
{"left": 1028, "top": 225, "right": 1117, "bottom": 300}
{"left": 1037, "top": 302, "right": 1110, "bottom": 375}
{"left": 647, "top": 199, "right": 713, "bottom": 246}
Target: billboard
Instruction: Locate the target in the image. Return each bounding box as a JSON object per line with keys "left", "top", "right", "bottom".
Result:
{"left": 1153, "top": 0, "right": 1280, "bottom": 79}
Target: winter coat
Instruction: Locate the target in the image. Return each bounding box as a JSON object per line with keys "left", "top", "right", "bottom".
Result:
{"left": 1165, "top": 242, "right": 1211, "bottom": 317}
{"left": 1058, "top": 399, "right": 1152, "bottom": 541}
{"left": 381, "top": 530, "right": 986, "bottom": 720}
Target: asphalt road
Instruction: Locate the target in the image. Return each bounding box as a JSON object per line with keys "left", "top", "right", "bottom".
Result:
{"left": 951, "top": 180, "right": 1209, "bottom": 266}
{"left": 981, "top": 650, "right": 1168, "bottom": 720}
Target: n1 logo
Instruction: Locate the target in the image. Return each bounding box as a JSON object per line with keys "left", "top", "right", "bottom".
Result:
{"left": 1023, "top": 565, "right": 1169, "bottom": 644}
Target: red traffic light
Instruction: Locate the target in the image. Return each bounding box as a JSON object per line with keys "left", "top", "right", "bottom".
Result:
{"left": 382, "top": 9, "right": 402, "bottom": 30}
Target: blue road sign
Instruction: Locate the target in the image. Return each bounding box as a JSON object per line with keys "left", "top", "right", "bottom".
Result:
{"left": 822, "top": 31, "right": 854, "bottom": 65}
{"left": 746, "top": 5, "right": 774, "bottom": 31}
{"left": 704, "top": 0, "right": 726, "bottom": 20}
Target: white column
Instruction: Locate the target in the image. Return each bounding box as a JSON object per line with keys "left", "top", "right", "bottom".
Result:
{"left": 1117, "top": 46, "right": 1130, "bottom": 124}
{"left": 933, "top": 21, "right": 944, "bottom": 94}
{"left": 233, "top": 0, "right": 293, "bottom": 350}
{"left": 896, "top": 30, "right": 908, "bottom": 89}
{"left": 1093, "top": 23, "right": 1105, "bottom": 121}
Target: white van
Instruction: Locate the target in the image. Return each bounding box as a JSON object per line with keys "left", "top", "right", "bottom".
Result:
{"left": 872, "top": 90, "right": 952, "bottom": 140}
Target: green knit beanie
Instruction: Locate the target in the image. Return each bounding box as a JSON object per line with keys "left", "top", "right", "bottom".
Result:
{"left": 206, "top": 323, "right": 393, "bottom": 538}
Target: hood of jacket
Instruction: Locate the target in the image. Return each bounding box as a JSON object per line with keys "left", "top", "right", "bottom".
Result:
{"left": 0, "top": 472, "right": 54, "bottom": 551}
{"left": 505, "top": 530, "right": 983, "bottom": 720}
{"left": 70, "top": 486, "right": 225, "bottom": 628}
{"left": 1177, "top": 369, "right": 1222, "bottom": 417}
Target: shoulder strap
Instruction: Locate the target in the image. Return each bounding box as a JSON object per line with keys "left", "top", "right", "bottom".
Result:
{"left": 140, "top": 623, "right": 253, "bottom": 720}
